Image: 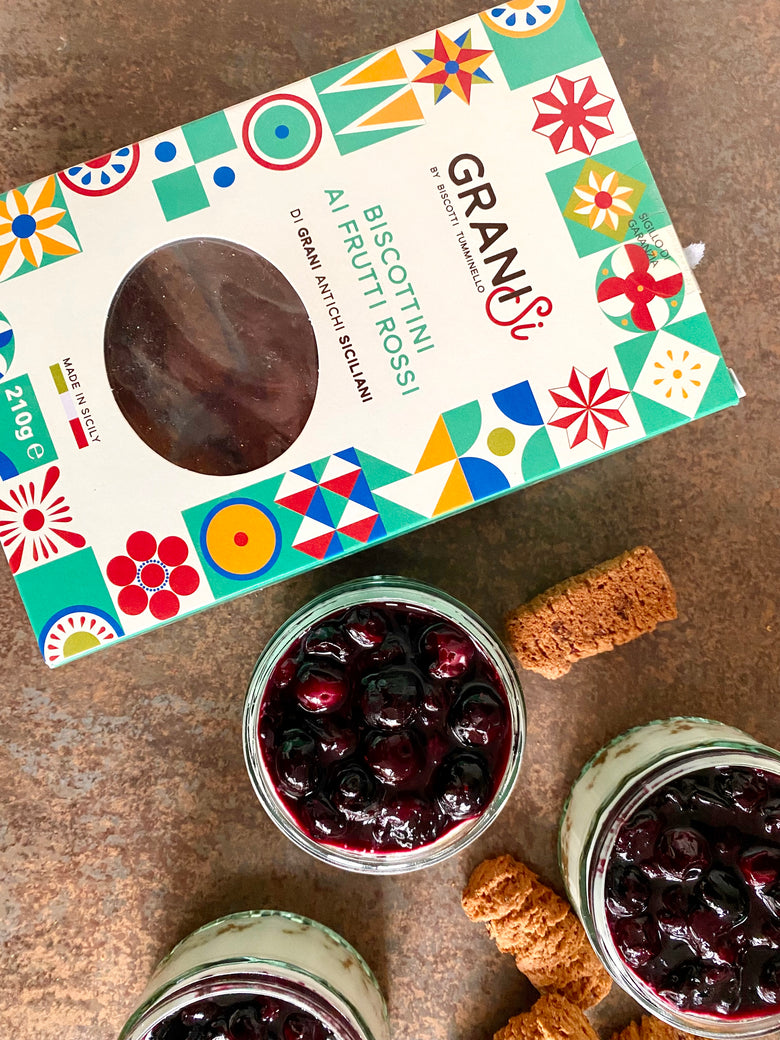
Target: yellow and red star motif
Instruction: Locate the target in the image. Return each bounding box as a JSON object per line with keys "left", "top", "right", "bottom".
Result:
{"left": 413, "top": 29, "right": 492, "bottom": 104}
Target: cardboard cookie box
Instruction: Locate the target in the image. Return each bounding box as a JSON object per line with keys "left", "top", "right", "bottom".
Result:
{"left": 0, "top": 0, "right": 739, "bottom": 666}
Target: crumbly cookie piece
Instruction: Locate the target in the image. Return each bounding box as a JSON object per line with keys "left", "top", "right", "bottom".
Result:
{"left": 462, "top": 854, "right": 612, "bottom": 1008}
{"left": 494, "top": 993, "right": 599, "bottom": 1040}
{"left": 505, "top": 546, "right": 677, "bottom": 679}
{"left": 610, "top": 1017, "right": 698, "bottom": 1040}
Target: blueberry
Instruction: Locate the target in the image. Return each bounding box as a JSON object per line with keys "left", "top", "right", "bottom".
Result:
{"left": 738, "top": 846, "right": 780, "bottom": 890}
{"left": 613, "top": 809, "right": 661, "bottom": 863}
{"left": 304, "top": 623, "right": 350, "bottom": 664}
{"left": 449, "top": 685, "right": 506, "bottom": 747}
{"left": 273, "top": 656, "right": 298, "bottom": 688}
{"left": 660, "top": 962, "right": 741, "bottom": 1015}
{"left": 758, "top": 955, "right": 780, "bottom": 1005}
{"left": 697, "top": 868, "right": 748, "bottom": 922}
{"left": 276, "top": 729, "right": 319, "bottom": 798}
{"left": 255, "top": 998, "right": 283, "bottom": 1025}
{"left": 343, "top": 607, "right": 386, "bottom": 648}
{"left": 655, "top": 827, "right": 711, "bottom": 881}
{"left": 434, "top": 752, "right": 490, "bottom": 820}
{"left": 365, "top": 729, "right": 425, "bottom": 785}
{"left": 716, "top": 767, "right": 769, "bottom": 812}
{"left": 605, "top": 864, "right": 650, "bottom": 918}
{"left": 373, "top": 796, "right": 445, "bottom": 850}
{"left": 330, "top": 763, "right": 377, "bottom": 821}
{"left": 656, "top": 886, "right": 693, "bottom": 942}
{"left": 308, "top": 717, "right": 357, "bottom": 762}
{"left": 610, "top": 915, "right": 661, "bottom": 967}
{"left": 282, "top": 1011, "right": 325, "bottom": 1040}
{"left": 300, "top": 796, "right": 348, "bottom": 841}
{"left": 763, "top": 798, "right": 780, "bottom": 838}
{"left": 422, "top": 624, "right": 475, "bottom": 679}
{"left": 365, "top": 634, "right": 407, "bottom": 668}
{"left": 360, "top": 669, "right": 421, "bottom": 729}
{"left": 688, "top": 908, "right": 741, "bottom": 964}
{"left": 295, "top": 666, "right": 349, "bottom": 714}
{"left": 228, "top": 1006, "right": 267, "bottom": 1040}
{"left": 181, "top": 1001, "right": 219, "bottom": 1026}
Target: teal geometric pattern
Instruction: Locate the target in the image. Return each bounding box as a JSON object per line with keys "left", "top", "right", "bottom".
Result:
{"left": 182, "top": 111, "right": 236, "bottom": 163}
{"left": 153, "top": 166, "right": 210, "bottom": 221}
{"left": 547, "top": 141, "right": 669, "bottom": 259}
{"left": 483, "top": 0, "right": 601, "bottom": 91}
{"left": 521, "top": 426, "right": 560, "bottom": 483}
{"left": 312, "top": 49, "right": 424, "bottom": 156}
{"left": 152, "top": 112, "right": 238, "bottom": 221}
{"left": 16, "top": 548, "right": 121, "bottom": 651}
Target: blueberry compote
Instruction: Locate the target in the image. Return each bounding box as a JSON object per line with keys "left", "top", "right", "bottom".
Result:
{"left": 147, "top": 993, "right": 333, "bottom": 1040}
{"left": 258, "top": 603, "right": 513, "bottom": 854}
{"left": 605, "top": 765, "right": 780, "bottom": 1019}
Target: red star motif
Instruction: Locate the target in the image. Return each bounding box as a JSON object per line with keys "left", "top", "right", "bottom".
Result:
{"left": 548, "top": 367, "right": 630, "bottom": 449}
{"left": 413, "top": 29, "right": 492, "bottom": 104}
{"left": 532, "top": 74, "right": 614, "bottom": 155}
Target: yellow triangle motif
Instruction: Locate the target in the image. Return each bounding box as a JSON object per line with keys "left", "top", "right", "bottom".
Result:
{"left": 416, "top": 415, "right": 457, "bottom": 472}
{"left": 434, "top": 461, "right": 474, "bottom": 516}
{"left": 343, "top": 48, "right": 408, "bottom": 87}
{"left": 358, "top": 88, "right": 424, "bottom": 128}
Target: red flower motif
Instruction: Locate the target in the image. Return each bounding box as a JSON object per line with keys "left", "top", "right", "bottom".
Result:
{"left": 107, "top": 530, "right": 200, "bottom": 620}
{"left": 548, "top": 367, "right": 630, "bottom": 449}
{"left": 597, "top": 243, "right": 684, "bottom": 332}
{"left": 0, "top": 465, "right": 85, "bottom": 574}
{"left": 532, "top": 74, "right": 614, "bottom": 155}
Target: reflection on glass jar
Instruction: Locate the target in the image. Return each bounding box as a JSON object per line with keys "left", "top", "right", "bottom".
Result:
{"left": 243, "top": 576, "right": 526, "bottom": 874}
{"left": 560, "top": 718, "right": 780, "bottom": 1038}
{"left": 105, "top": 238, "right": 318, "bottom": 476}
{"left": 119, "top": 910, "right": 389, "bottom": 1040}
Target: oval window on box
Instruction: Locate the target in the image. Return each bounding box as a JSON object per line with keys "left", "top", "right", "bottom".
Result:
{"left": 104, "top": 238, "right": 318, "bottom": 476}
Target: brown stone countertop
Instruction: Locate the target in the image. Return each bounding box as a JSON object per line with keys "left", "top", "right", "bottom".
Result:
{"left": 0, "top": 1, "right": 778, "bottom": 1038}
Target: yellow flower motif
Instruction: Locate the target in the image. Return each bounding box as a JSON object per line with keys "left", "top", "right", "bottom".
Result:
{"left": 0, "top": 176, "right": 79, "bottom": 281}
{"left": 652, "top": 346, "right": 703, "bottom": 403}
{"left": 572, "top": 169, "right": 635, "bottom": 231}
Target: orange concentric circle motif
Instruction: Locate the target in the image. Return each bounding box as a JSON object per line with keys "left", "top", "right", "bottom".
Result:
{"left": 479, "top": 0, "right": 566, "bottom": 38}
{"left": 201, "top": 499, "right": 281, "bottom": 580}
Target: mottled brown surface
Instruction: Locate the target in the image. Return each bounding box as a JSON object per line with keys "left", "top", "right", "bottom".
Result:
{"left": 0, "top": 2, "right": 778, "bottom": 1039}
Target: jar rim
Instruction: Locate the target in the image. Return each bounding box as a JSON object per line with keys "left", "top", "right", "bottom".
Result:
{"left": 583, "top": 742, "right": 780, "bottom": 1037}
{"left": 242, "top": 575, "right": 526, "bottom": 875}
{"left": 119, "top": 910, "right": 385, "bottom": 1040}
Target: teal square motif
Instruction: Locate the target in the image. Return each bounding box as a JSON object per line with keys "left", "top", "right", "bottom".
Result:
{"left": 182, "top": 111, "right": 237, "bottom": 163}
{"left": 0, "top": 176, "right": 81, "bottom": 284}
{"left": 546, "top": 141, "right": 671, "bottom": 259}
{"left": 153, "top": 166, "right": 210, "bottom": 221}
{"left": 483, "top": 0, "right": 601, "bottom": 91}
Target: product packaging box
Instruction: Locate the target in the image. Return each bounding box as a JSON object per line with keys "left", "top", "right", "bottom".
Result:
{"left": 0, "top": 0, "right": 739, "bottom": 665}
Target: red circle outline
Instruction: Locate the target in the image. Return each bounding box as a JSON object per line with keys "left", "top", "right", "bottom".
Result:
{"left": 58, "top": 143, "right": 141, "bottom": 197}
{"left": 242, "top": 93, "right": 323, "bottom": 171}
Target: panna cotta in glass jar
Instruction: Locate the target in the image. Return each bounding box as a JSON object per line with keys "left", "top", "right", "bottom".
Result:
{"left": 243, "top": 576, "right": 526, "bottom": 874}
{"left": 560, "top": 717, "right": 780, "bottom": 1038}
{"left": 119, "top": 910, "right": 389, "bottom": 1040}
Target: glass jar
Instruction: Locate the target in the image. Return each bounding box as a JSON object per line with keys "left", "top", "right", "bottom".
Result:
{"left": 119, "top": 910, "right": 389, "bottom": 1040}
{"left": 243, "top": 575, "right": 526, "bottom": 874}
{"left": 559, "top": 717, "right": 780, "bottom": 1038}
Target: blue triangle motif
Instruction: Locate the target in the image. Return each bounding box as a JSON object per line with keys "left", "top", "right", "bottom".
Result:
{"left": 325, "top": 532, "right": 344, "bottom": 559}
{"left": 335, "top": 446, "right": 360, "bottom": 467}
{"left": 292, "top": 462, "right": 317, "bottom": 483}
{"left": 349, "top": 470, "right": 377, "bottom": 510}
{"left": 306, "top": 486, "right": 335, "bottom": 527}
{"left": 368, "top": 516, "right": 387, "bottom": 543}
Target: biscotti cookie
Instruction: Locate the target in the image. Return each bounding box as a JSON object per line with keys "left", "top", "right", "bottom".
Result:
{"left": 610, "top": 1016, "right": 698, "bottom": 1040}
{"left": 505, "top": 546, "right": 677, "bottom": 679}
{"left": 494, "top": 993, "right": 599, "bottom": 1040}
{"left": 462, "top": 854, "right": 612, "bottom": 1008}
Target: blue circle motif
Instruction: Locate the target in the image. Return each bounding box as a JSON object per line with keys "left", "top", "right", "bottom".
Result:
{"left": 275, "top": 124, "right": 290, "bottom": 139}
{"left": 444, "top": 60, "right": 460, "bottom": 74}
{"left": 11, "top": 214, "right": 36, "bottom": 239}
{"left": 213, "top": 165, "right": 236, "bottom": 188}
{"left": 199, "top": 497, "right": 282, "bottom": 581}
{"left": 155, "top": 141, "right": 177, "bottom": 163}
